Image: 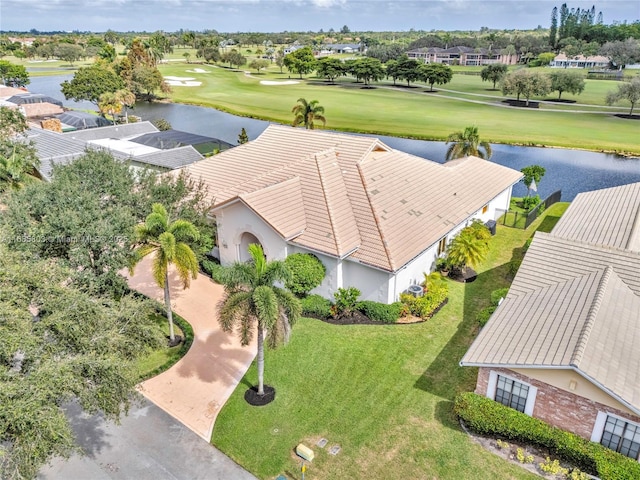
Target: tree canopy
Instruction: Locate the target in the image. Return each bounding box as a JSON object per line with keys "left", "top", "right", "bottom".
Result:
{"left": 548, "top": 70, "right": 585, "bottom": 99}
{"left": 283, "top": 46, "right": 316, "bottom": 79}
{"left": 61, "top": 63, "right": 124, "bottom": 106}
{"left": 420, "top": 63, "right": 453, "bottom": 91}
{"left": 445, "top": 126, "right": 492, "bottom": 161}
{"left": 292, "top": 97, "right": 326, "bottom": 129}
{"left": 520, "top": 165, "right": 546, "bottom": 196}
{"left": 0, "top": 60, "right": 30, "bottom": 88}
{"left": 606, "top": 76, "right": 640, "bottom": 116}
{"left": 502, "top": 70, "right": 552, "bottom": 106}
{"left": 480, "top": 64, "right": 508, "bottom": 90}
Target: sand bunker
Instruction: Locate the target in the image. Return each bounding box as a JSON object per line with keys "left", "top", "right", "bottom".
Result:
{"left": 259, "top": 80, "right": 300, "bottom": 86}
{"left": 187, "top": 68, "right": 210, "bottom": 73}
{"left": 163, "top": 76, "right": 202, "bottom": 87}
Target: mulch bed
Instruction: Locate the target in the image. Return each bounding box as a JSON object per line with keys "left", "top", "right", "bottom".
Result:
{"left": 614, "top": 114, "right": 640, "bottom": 121}
{"left": 167, "top": 335, "right": 183, "bottom": 348}
{"left": 449, "top": 268, "right": 478, "bottom": 283}
{"left": 502, "top": 99, "right": 540, "bottom": 108}
{"left": 244, "top": 385, "right": 276, "bottom": 406}
{"left": 544, "top": 98, "right": 576, "bottom": 104}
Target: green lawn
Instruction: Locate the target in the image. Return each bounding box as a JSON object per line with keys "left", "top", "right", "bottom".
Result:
{"left": 158, "top": 62, "right": 640, "bottom": 155}
{"left": 212, "top": 203, "right": 569, "bottom": 480}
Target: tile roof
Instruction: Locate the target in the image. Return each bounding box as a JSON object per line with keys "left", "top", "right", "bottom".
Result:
{"left": 185, "top": 125, "right": 522, "bottom": 270}
{"left": 462, "top": 181, "right": 640, "bottom": 413}
{"left": 552, "top": 182, "right": 640, "bottom": 252}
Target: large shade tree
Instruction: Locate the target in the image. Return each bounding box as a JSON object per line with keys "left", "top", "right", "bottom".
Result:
{"left": 445, "top": 126, "right": 492, "bottom": 161}
{"left": 292, "top": 97, "right": 326, "bottom": 129}
{"left": 502, "top": 69, "right": 551, "bottom": 106}
{"left": 606, "top": 76, "right": 640, "bottom": 116}
{"left": 420, "top": 63, "right": 453, "bottom": 91}
{"left": 218, "top": 244, "right": 301, "bottom": 398}
{"left": 548, "top": 70, "right": 585, "bottom": 100}
{"left": 480, "top": 63, "right": 508, "bottom": 90}
{"left": 61, "top": 62, "right": 124, "bottom": 106}
{"left": 130, "top": 203, "right": 200, "bottom": 345}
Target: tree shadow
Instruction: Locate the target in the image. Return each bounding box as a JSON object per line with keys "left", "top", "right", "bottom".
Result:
{"left": 536, "top": 215, "right": 561, "bottom": 233}
{"left": 63, "top": 401, "right": 112, "bottom": 459}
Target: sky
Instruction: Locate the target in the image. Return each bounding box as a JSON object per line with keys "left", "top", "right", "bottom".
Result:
{"left": 1, "top": 0, "right": 638, "bottom": 33}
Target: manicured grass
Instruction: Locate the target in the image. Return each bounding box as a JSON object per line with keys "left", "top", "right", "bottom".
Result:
{"left": 158, "top": 63, "right": 640, "bottom": 155}
{"left": 135, "top": 312, "right": 191, "bottom": 381}
{"left": 212, "top": 203, "right": 569, "bottom": 480}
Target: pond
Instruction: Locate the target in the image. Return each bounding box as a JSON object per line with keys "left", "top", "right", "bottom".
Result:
{"left": 28, "top": 75, "right": 640, "bottom": 201}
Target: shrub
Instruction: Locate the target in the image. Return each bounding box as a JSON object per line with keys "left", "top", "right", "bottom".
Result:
{"left": 332, "top": 287, "right": 361, "bottom": 317}
{"left": 300, "top": 294, "right": 332, "bottom": 319}
{"left": 454, "top": 392, "right": 640, "bottom": 480}
{"left": 539, "top": 457, "right": 568, "bottom": 475}
{"left": 517, "top": 448, "right": 534, "bottom": 464}
{"left": 476, "top": 305, "right": 497, "bottom": 327}
{"left": 521, "top": 195, "right": 541, "bottom": 211}
{"left": 490, "top": 288, "right": 509, "bottom": 306}
{"left": 400, "top": 278, "right": 448, "bottom": 319}
{"left": 357, "top": 300, "right": 402, "bottom": 323}
{"left": 201, "top": 259, "right": 228, "bottom": 284}
{"left": 507, "top": 259, "right": 522, "bottom": 277}
{"left": 284, "top": 253, "right": 326, "bottom": 296}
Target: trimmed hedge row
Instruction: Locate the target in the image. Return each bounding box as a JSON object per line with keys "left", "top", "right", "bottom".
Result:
{"left": 357, "top": 300, "right": 403, "bottom": 323}
{"left": 453, "top": 392, "right": 640, "bottom": 480}
{"left": 300, "top": 294, "right": 333, "bottom": 319}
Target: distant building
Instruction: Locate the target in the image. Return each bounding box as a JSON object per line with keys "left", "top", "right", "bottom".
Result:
{"left": 550, "top": 53, "right": 610, "bottom": 69}
{"left": 407, "top": 46, "right": 519, "bottom": 66}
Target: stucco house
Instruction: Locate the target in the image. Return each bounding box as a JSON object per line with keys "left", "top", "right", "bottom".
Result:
{"left": 461, "top": 181, "right": 640, "bottom": 460}
{"left": 182, "top": 125, "right": 522, "bottom": 304}
{"left": 550, "top": 53, "right": 610, "bottom": 69}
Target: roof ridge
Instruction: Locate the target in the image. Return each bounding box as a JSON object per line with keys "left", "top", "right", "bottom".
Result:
{"left": 313, "top": 149, "right": 345, "bottom": 255}
{"left": 571, "top": 266, "right": 612, "bottom": 367}
{"left": 546, "top": 231, "right": 640, "bottom": 258}
{"left": 355, "top": 162, "right": 394, "bottom": 270}
{"left": 626, "top": 207, "right": 640, "bottom": 250}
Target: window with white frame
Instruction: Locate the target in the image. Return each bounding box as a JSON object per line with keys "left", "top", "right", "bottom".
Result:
{"left": 495, "top": 375, "right": 530, "bottom": 413}
{"left": 486, "top": 371, "right": 537, "bottom": 416}
{"left": 600, "top": 415, "right": 640, "bottom": 460}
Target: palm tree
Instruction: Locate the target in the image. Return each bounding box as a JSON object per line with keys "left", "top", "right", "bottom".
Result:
{"left": 446, "top": 222, "right": 491, "bottom": 274}
{"left": 218, "top": 244, "right": 301, "bottom": 397}
{"left": 0, "top": 141, "right": 40, "bottom": 192}
{"left": 445, "top": 126, "right": 492, "bottom": 161}
{"left": 98, "top": 92, "right": 121, "bottom": 125}
{"left": 130, "top": 203, "right": 199, "bottom": 344}
{"left": 292, "top": 98, "right": 326, "bottom": 130}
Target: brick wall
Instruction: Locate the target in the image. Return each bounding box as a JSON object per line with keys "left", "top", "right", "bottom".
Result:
{"left": 476, "top": 367, "right": 640, "bottom": 441}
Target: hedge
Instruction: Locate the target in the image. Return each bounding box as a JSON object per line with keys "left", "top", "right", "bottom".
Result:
{"left": 453, "top": 392, "right": 640, "bottom": 480}
{"left": 357, "top": 300, "right": 402, "bottom": 323}
{"left": 300, "top": 294, "right": 332, "bottom": 319}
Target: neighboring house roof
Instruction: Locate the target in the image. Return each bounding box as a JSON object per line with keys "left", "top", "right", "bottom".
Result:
{"left": 0, "top": 86, "right": 30, "bottom": 99}
{"left": 7, "top": 93, "right": 63, "bottom": 107}
{"left": 134, "top": 146, "right": 204, "bottom": 170}
{"left": 62, "top": 121, "right": 159, "bottom": 141}
{"left": 129, "top": 130, "right": 234, "bottom": 151}
{"left": 55, "top": 111, "right": 111, "bottom": 129}
{"left": 462, "top": 182, "right": 640, "bottom": 414}
{"left": 185, "top": 125, "right": 522, "bottom": 271}
{"left": 29, "top": 125, "right": 203, "bottom": 180}
{"left": 551, "top": 182, "right": 640, "bottom": 252}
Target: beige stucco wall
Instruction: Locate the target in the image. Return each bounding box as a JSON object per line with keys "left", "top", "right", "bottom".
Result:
{"left": 511, "top": 368, "right": 637, "bottom": 417}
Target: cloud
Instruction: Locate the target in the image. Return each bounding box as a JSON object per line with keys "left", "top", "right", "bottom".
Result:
{"left": 311, "top": 0, "right": 347, "bottom": 7}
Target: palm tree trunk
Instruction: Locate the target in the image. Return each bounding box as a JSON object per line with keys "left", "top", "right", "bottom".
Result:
{"left": 164, "top": 271, "right": 176, "bottom": 342}
{"left": 257, "top": 323, "right": 265, "bottom": 395}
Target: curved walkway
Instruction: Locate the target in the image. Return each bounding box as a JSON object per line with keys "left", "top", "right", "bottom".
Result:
{"left": 125, "top": 256, "right": 256, "bottom": 442}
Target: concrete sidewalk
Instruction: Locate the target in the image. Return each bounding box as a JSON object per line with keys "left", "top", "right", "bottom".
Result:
{"left": 126, "top": 256, "right": 257, "bottom": 441}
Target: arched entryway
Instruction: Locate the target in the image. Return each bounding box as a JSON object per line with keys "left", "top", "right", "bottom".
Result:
{"left": 239, "top": 232, "right": 262, "bottom": 263}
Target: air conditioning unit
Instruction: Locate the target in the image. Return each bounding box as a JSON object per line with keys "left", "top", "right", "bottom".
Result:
{"left": 407, "top": 285, "right": 424, "bottom": 297}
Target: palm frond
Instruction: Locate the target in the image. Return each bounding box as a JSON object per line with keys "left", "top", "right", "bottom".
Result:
{"left": 217, "top": 290, "right": 254, "bottom": 345}
{"left": 173, "top": 242, "right": 199, "bottom": 288}
{"left": 158, "top": 232, "right": 177, "bottom": 260}
{"left": 169, "top": 219, "right": 199, "bottom": 243}
{"left": 252, "top": 285, "right": 279, "bottom": 330}
{"left": 273, "top": 287, "right": 302, "bottom": 327}
{"left": 128, "top": 243, "right": 157, "bottom": 274}
{"left": 152, "top": 251, "right": 168, "bottom": 287}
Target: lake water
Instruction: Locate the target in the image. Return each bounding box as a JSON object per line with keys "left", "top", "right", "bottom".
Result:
{"left": 28, "top": 75, "right": 640, "bottom": 201}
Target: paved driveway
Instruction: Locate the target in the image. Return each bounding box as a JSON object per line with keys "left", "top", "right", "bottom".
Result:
{"left": 38, "top": 399, "right": 257, "bottom": 480}
{"left": 127, "top": 256, "right": 257, "bottom": 441}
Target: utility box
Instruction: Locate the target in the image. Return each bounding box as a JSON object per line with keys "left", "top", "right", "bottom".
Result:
{"left": 296, "top": 443, "right": 315, "bottom": 462}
